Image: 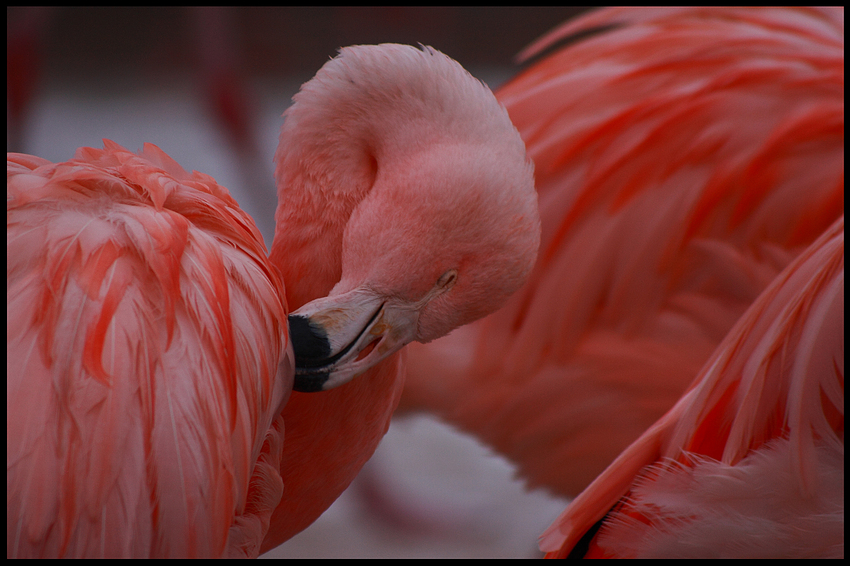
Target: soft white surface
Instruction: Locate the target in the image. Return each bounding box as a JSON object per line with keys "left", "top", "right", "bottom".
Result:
{"left": 265, "top": 415, "right": 569, "bottom": 558}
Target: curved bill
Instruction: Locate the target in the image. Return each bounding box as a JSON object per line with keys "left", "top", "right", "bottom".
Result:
{"left": 288, "top": 288, "right": 418, "bottom": 392}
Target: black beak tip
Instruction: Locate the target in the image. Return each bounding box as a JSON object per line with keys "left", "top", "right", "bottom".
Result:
{"left": 292, "top": 372, "right": 331, "bottom": 393}
{"left": 289, "top": 314, "right": 332, "bottom": 364}
{"left": 289, "top": 314, "right": 334, "bottom": 393}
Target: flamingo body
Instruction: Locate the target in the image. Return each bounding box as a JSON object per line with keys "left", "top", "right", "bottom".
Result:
{"left": 401, "top": 6, "right": 844, "bottom": 498}
{"left": 7, "top": 142, "right": 292, "bottom": 557}
{"left": 542, "top": 216, "right": 844, "bottom": 558}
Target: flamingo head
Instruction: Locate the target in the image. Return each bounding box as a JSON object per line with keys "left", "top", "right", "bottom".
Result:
{"left": 272, "top": 44, "right": 539, "bottom": 392}
{"left": 290, "top": 136, "right": 539, "bottom": 392}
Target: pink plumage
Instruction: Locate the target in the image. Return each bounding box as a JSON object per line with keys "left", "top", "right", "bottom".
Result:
{"left": 7, "top": 141, "right": 292, "bottom": 557}
{"left": 394, "top": 7, "right": 843, "bottom": 557}
{"left": 7, "top": 44, "right": 540, "bottom": 557}
{"left": 401, "top": 7, "right": 844, "bottom": 505}
{"left": 542, "top": 215, "right": 844, "bottom": 558}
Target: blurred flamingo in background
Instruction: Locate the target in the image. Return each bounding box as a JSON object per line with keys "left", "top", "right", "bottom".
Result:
{"left": 6, "top": 44, "right": 540, "bottom": 557}
{"left": 542, "top": 215, "right": 843, "bottom": 558}
{"left": 400, "top": 6, "right": 844, "bottom": 507}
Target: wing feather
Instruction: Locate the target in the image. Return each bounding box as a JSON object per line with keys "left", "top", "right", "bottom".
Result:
{"left": 541, "top": 216, "right": 843, "bottom": 557}
{"left": 402, "top": 5, "right": 844, "bottom": 500}
{"left": 7, "top": 142, "right": 291, "bottom": 557}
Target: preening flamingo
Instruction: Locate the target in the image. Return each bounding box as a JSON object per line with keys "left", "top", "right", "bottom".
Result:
{"left": 542, "top": 215, "right": 844, "bottom": 558}
{"left": 6, "top": 44, "right": 540, "bottom": 557}
{"left": 400, "top": 6, "right": 844, "bottom": 500}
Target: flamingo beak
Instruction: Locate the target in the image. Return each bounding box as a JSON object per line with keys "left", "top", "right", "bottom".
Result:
{"left": 288, "top": 289, "right": 418, "bottom": 392}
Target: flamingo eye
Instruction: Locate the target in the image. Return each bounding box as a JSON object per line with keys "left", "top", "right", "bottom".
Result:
{"left": 436, "top": 269, "right": 458, "bottom": 290}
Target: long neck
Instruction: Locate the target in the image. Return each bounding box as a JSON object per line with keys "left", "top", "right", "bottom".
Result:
{"left": 264, "top": 70, "right": 393, "bottom": 550}
{"left": 265, "top": 47, "right": 421, "bottom": 550}
{"left": 260, "top": 353, "right": 405, "bottom": 551}
{"left": 268, "top": 113, "right": 377, "bottom": 309}
{"left": 269, "top": 45, "right": 502, "bottom": 310}
{"left": 263, "top": 45, "right": 509, "bottom": 550}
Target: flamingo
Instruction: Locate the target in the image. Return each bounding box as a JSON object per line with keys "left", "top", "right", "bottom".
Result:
{"left": 7, "top": 143, "right": 293, "bottom": 558}
{"left": 6, "top": 43, "right": 540, "bottom": 557}
{"left": 542, "top": 215, "right": 844, "bottom": 558}
{"left": 399, "top": 6, "right": 844, "bottom": 501}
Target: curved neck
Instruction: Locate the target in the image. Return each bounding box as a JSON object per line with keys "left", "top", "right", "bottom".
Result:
{"left": 260, "top": 353, "right": 405, "bottom": 551}
{"left": 263, "top": 45, "right": 522, "bottom": 550}
{"left": 269, "top": 45, "right": 502, "bottom": 310}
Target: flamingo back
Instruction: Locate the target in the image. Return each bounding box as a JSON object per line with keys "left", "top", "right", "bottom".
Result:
{"left": 541, "top": 216, "right": 844, "bottom": 558}
{"left": 7, "top": 141, "right": 292, "bottom": 557}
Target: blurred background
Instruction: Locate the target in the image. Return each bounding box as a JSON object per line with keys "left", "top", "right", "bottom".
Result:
{"left": 7, "top": 7, "right": 588, "bottom": 557}
{"left": 8, "top": 7, "right": 588, "bottom": 248}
